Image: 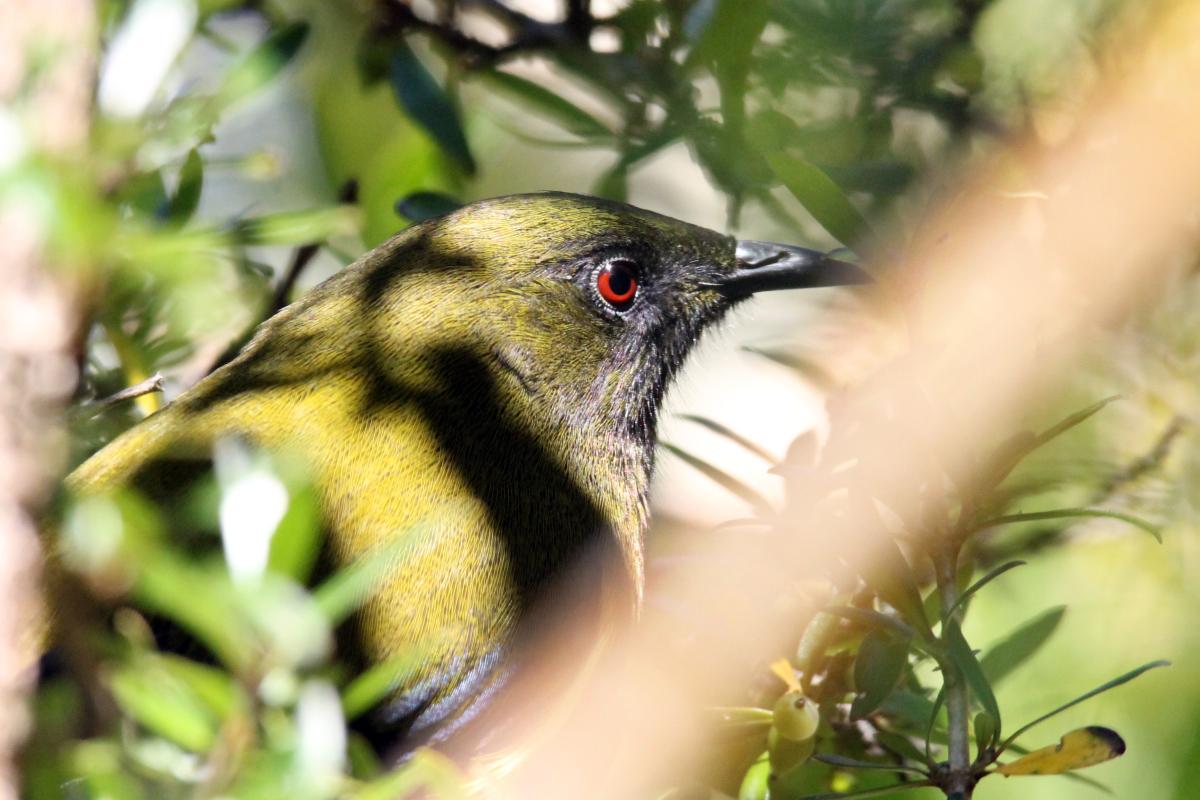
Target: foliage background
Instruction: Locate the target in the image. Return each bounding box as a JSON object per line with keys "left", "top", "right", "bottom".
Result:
{"left": 7, "top": 0, "right": 1199, "bottom": 797}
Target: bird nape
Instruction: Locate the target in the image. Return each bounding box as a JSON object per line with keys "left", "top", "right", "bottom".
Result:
{"left": 65, "top": 192, "right": 870, "bottom": 760}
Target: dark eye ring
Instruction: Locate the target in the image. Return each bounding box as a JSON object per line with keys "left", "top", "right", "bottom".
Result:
{"left": 596, "top": 259, "right": 639, "bottom": 311}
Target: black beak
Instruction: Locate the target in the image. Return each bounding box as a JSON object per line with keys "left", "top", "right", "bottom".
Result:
{"left": 715, "top": 240, "right": 872, "bottom": 298}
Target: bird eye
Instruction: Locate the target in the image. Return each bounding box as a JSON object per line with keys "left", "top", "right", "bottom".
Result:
{"left": 596, "top": 259, "right": 639, "bottom": 311}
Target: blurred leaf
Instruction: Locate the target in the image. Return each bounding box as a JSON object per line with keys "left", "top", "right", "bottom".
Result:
{"left": 941, "top": 560, "right": 1026, "bottom": 623}
{"left": 679, "top": 415, "right": 776, "bottom": 463}
{"left": 389, "top": 42, "right": 475, "bottom": 174}
{"left": 267, "top": 481, "right": 322, "bottom": 583}
{"left": 796, "top": 782, "right": 931, "bottom": 800}
{"left": 314, "top": 525, "right": 424, "bottom": 624}
{"left": 943, "top": 619, "right": 1002, "bottom": 742}
{"left": 862, "top": 540, "right": 934, "bottom": 641}
{"left": 997, "top": 726, "right": 1126, "bottom": 776}
{"left": 106, "top": 658, "right": 219, "bottom": 752}
{"left": 1033, "top": 396, "right": 1120, "bottom": 451}
{"left": 812, "top": 753, "right": 926, "bottom": 775}
{"left": 851, "top": 630, "right": 909, "bottom": 720}
{"left": 980, "top": 606, "right": 1066, "bottom": 685}
{"left": 743, "top": 346, "right": 837, "bottom": 387}
{"left": 1001, "top": 660, "right": 1170, "bottom": 750}
{"left": 660, "top": 442, "right": 772, "bottom": 514}
{"left": 342, "top": 654, "right": 422, "bottom": 720}
{"left": 395, "top": 191, "right": 462, "bottom": 223}
{"left": 822, "top": 605, "right": 916, "bottom": 641}
{"left": 220, "top": 21, "right": 310, "bottom": 105}
{"left": 352, "top": 748, "right": 468, "bottom": 800}
{"left": 155, "top": 653, "right": 244, "bottom": 720}
{"left": 973, "top": 508, "right": 1161, "bottom": 542}
{"left": 168, "top": 148, "right": 203, "bottom": 225}
{"left": 232, "top": 206, "right": 360, "bottom": 245}
{"left": 766, "top": 151, "right": 870, "bottom": 246}
{"left": 478, "top": 70, "right": 612, "bottom": 138}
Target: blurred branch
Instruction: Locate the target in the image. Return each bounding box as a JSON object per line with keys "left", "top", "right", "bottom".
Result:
{"left": 1093, "top": 414, "right": 1187, "bottom": 503}
{"left": 92, "top": 373, "right": 165, "bottom": 409}
{"left": 0, "top": 0, "right": 95, "bottom": 796}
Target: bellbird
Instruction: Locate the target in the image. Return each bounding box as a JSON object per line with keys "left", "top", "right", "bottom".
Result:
{"left": 67, "top": 192, "right": 867, "bottom": 753}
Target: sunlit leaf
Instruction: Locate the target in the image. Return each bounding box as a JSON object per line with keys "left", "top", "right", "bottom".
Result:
{"left": 389, "top": 42, "right": 475, "bottom": 174}
{"left": 997, "top": 727, "right": 1126, "bottom": 776}
{"left": 232, "top": 205, "right": 360, "bottom": 246}
{"left": 980, "top": 606, "right": 1066, "bottom": 685}
{"left": 1001, "top": 660, "right": 1170, "bottom": 750}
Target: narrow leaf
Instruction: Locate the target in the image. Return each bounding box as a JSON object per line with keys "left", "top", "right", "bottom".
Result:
{"left": 679, "top": 415, "right": 776, "bottom": 463}
{"left": 974, "top": 508, "right": 1161, "bottom": 542}
{"left": 812, "top": 754, "right": 927, "bottom": 776}
{"left": 766, "top": 151, "right": 870, "bottom": 246}
{"left": 942, "top": 561, "right": 1027, "bottom": 624}
{"left": 478, "top": 70, "right": 611, "bottom": 138}
{"left": 342, "top": 654, "right": 422, "bottom": 720}
{"left": 390, "top": 43, "right": 475, "bottom": 174}
{"left": 1033, "top": 396, "right": 1120, "bottom": 450}
{"left": 660, "top": 442, "right": 771, "bottom": 513}
{"left": 221, "top": 21, "right": 310, "bottom": 104}
{"left": 997, "top": 726, "right": 1126, "bottom": 775}
{"left": 943, "top": 620, "right": 1002, "bottom": 739}
{"left": 980, "top": 606, "right": 1066, "bottom": 685}
{"left": 1001, "top": 660, "right": 1170, "bottom": 750}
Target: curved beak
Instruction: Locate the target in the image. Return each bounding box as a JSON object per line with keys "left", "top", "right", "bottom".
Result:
{"left": 715, "top": 240, "right": 872, "bottom": 298}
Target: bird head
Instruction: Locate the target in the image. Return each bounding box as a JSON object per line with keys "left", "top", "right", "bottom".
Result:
{"left": 369, "top": 192, "right": 869, "bottom": 452}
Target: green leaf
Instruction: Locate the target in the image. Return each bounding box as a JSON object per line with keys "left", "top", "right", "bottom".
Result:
{"left": 352, "top": 749, "right": 468, "bottom": 800}
{"left": 811, "top": 754, "right": 927, "bottom": 776}
{"left": 343, "top": 654, "right": 422, "bottom": 720}
{"left": 314, "top": 527, "right": 422, "bottom": 624}
{"left": 942, "top": 560, "right": 1027, "bottom": 624}
{"left": 394, "top": 191, "right": 462, "bottom": 223}
{"left": 973, "top": 508, "right": 1161, "bottom": 542}
{"left": 851, "top": 630, "right": 910, "bottom": 719}
{"left": 980, "top": 606, "right": 1066, "bottom": 685}
{"left": 765, "top": 151, "right": 870, "bottom": 246}
{"left": 862, "top": 540, "right": 934, "bottom": 641}
{"left": 106, "top": 659, "right": 219, "bottom": 752}
{"left": 974, "top": 712, "right": 996, "bottom": 757}
{"left": 1033, "top": 396, "right": 1120, "bottom": 451}
{"left": 232, "top": 206, "right": 360, "bottom": 245}
{"left": 478, "top": 70, "right": 612, "bottom": 138}
{"left": 220, "top": 21, "right": 310, "bottom": 105}
{"left": 679, "top": 415, "right": 776, "bottom": 463}
{"left": 821, "top": 605, "right": 916, "bottom": 641}
{"left": 660, "top": 442, "right": 772, "bottom": 514}
{"left": 168, "top": 149, "right": 203, "bottom": 224}
{"left": 943, "top": 619, "right": 1002, "bottom": 741}
{"left": 266, "top": 481, "right": 322, "bottom": 583}
{"left": 796, "top": 782, "right": 932, "bottom": 800}
{"left": 154, "top": 653, "right": 244, "bottom": 721}
{"left": 389, "top": 43, "right": 475, "bottom": 174}
{"left": 742, "top": 346, "right": 838, "bottom": 387}
{"left": 1001, "top": 660, "right": 1170, "bottom": 751}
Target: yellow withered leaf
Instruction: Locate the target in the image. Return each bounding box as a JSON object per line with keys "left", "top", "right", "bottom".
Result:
{"left": 997, "top": 726, "right": 1126, "bottom": 776}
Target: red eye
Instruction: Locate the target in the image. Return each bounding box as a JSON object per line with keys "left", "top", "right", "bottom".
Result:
{"left": 597, "top": 260, "right": 639, "bottom": 310}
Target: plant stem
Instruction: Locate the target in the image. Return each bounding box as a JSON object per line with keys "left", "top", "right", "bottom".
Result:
{"left": 935, "top": 543, "right": 974, "bottom": 798}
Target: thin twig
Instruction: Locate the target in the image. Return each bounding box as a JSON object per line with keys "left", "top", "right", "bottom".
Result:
{"left": 93, "top": 373, "right": 165, "bottom": 408}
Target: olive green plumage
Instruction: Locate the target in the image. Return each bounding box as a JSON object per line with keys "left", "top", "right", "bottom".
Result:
{"left": 67, "top": 192, "right": 865, "bottom": 752}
